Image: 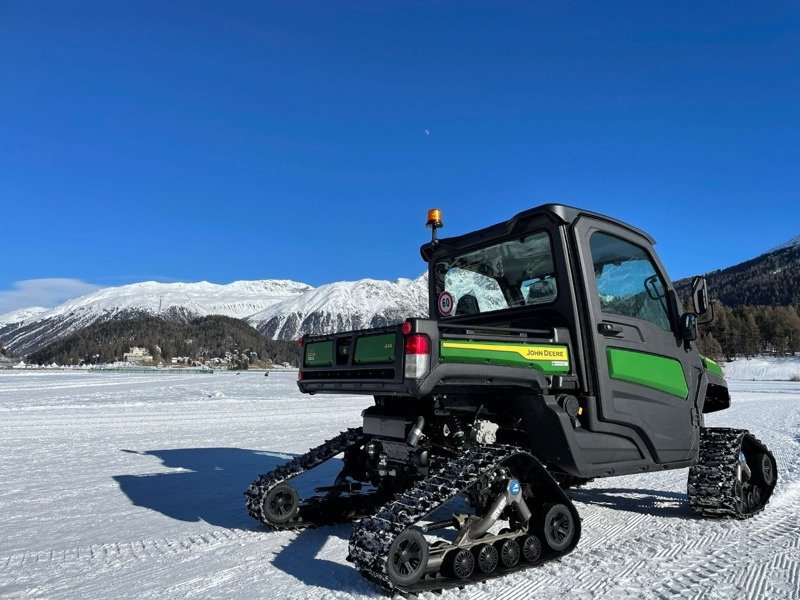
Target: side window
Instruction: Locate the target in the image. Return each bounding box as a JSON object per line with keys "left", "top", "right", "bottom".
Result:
{"left": 589, "top": 232, "right": 672, "bottom": 332}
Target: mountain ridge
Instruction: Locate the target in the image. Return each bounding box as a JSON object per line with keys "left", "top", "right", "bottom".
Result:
{"left": 0, "top": 279, "right": 313, "bottom": 355}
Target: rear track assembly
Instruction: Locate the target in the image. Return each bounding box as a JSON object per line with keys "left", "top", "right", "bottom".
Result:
{"left": 348, "top": 444, "right": 581, "bottom": 594}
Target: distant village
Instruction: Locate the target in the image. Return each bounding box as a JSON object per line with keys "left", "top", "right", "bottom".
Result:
{"left": 0, "top": 345, "right": 294, "bottom": 372}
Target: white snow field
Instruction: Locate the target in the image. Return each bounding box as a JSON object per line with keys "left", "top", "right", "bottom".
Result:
{"left": 0, "top": 372, "right": 798, "bottom": 600}
{"left": 723, "top": 357, "right": 800, "bottom": 382}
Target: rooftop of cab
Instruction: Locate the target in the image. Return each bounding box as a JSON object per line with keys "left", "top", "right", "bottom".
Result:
{"left": 420, "top": 203, "right": 655, "bottom": 262}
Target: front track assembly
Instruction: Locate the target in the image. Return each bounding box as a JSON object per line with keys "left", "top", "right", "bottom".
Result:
{"left": 349, "top": 444, "right": 581, "bottom": 594}
{"left": 688, "top": 427, "right": 778, "bottom": 518}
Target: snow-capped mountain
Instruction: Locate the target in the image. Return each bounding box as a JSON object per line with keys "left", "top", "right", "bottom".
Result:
{"left": 0, "top": 306, "right": 47, "bottom": 328}
{"left": 0, "top": 280, "right": 312, "bottom": 355}
{"left": 249, "top": 275, "right": 429, "bottom": 340}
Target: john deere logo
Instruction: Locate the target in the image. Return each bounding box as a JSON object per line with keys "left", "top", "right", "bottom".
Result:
{"left": 526, "top": 348, "right": 565, "bottom": 358}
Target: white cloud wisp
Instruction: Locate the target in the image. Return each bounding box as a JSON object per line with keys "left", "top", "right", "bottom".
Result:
{"left": 0, "top": 279, "right": 101, "bottom": 316}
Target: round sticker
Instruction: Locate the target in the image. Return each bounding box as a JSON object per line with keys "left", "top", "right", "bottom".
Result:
{"left": 437, "top": 291, "right": 454, "bottom": 316}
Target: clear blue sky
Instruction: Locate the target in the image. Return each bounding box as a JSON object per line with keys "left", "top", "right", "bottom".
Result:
{"left": 1, "top": 1, "right": 799, "bottom": 312}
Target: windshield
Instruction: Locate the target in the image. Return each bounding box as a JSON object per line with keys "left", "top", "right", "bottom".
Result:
{"left": 434, "top": 230, "right": 557, "bottom": 317}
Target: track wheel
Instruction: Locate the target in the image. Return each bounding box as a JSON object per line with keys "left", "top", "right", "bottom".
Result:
{"left": 521, "top": 534, "right": 542, "bottom": 563}
{"left": 448, "top": 547, "right": 475, "bottom": 580}
{"left": 262, "top": 483, "right": 299, "bottom": 525}
{"left": 497, "top": 539, "right": 520, "bottom": 568}
{"left": 387, "top": 529, "right": 429, "bottom": 587}
{"left": 540, "top": 503, "right": 575, "bottom": 551}
{"left": 756, "top": 453, "right": 776, "bottom": 487}
{"left": 474, "top": 543, "right": 498, "bottom": 574}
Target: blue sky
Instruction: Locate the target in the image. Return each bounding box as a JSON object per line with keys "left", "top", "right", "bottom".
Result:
{"left": 1, "top": 1, "right": 799, "bottom": 313}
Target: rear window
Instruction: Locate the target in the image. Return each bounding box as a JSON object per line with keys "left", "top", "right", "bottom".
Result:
{"left": 434, "top": 230, "right": 557, "bottom": 317}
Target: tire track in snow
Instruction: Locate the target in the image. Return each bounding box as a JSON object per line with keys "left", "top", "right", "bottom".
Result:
{"left": 0, "top": 528, "right": 265, "bottom": 572}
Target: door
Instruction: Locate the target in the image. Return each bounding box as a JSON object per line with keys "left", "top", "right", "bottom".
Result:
{"left": 573, "top": 218, "right": 698, "bottom": 464}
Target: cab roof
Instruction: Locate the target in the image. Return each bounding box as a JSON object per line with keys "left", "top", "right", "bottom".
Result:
{"left": 420, "top": 203, "right": 655, "bottom": 262}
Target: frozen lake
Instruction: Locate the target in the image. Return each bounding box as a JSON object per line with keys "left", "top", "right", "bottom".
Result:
{"left": 0, "top": 371, "right": 798, "bottom": 599}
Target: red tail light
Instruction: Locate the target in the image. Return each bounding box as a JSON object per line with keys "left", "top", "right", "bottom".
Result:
{"left": 404, "top": 334, "right": 430, "bottom": 355}
{"left": 297, "top": 338, "right": 305, "bottom": 348}
{"left": 404, "top": 333, "right": 431, "bottom": 379}
{"left": 401, "top": 320, "right": 413, "bottom": 335}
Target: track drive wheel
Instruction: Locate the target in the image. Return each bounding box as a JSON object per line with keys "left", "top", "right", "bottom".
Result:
{"left": 387, "top": 529, "right": 429, "bottom": 587}
{"left": 539, "top": 503, "right": 576, "bottom": 551}
{"left": 756, "top": 452, "right": 776, "bottom": 487}
{"left": 262, "top": 483, "right": 300, "bottom": 525}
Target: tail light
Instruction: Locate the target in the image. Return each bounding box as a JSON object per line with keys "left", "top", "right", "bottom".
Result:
{"left": 404, "top": 333, "right": 431, "bottom": 379}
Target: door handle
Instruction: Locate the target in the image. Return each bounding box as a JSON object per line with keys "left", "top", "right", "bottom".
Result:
{"left": 598, "top": 322, "right": 623, "bottom": 336}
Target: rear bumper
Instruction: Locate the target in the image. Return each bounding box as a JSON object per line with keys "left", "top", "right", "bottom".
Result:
{"left": 299, "top": 362, "right": 549, "bottom": 396}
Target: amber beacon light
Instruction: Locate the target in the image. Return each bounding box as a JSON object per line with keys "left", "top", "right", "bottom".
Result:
{"left": 426, "top": 208, "right": 443, "bottom": 243}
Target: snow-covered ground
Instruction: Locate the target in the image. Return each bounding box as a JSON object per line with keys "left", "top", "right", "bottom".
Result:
{"left": 724, "top": 356, "right": 800, "bottom": 382}
{"left": 0, "top": 372, "right": 798, "bottom": 599}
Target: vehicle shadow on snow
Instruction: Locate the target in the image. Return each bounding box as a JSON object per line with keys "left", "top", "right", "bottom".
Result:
{"left": 114, "top": 447, "right": 298, "bottom": 530}
{"left": 114, "top": 448, "right": 374, "bottom": 593}
{"left": 270, "top": 526, "right": 377, "bottom": 594}
{"left": 569, "top": 487, "right": 695, "bottom": 520}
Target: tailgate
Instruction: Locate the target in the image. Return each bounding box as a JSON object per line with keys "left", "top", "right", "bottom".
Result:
{"left": 298, "top": 325, "right": 407, "bottom": 394}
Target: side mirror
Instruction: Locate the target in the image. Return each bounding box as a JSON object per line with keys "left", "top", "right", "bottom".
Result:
{"left": 691, "top": 276, "right": 709, "bottom": 316}
{"left": 681, "top": 312, "right": 698, "bottom": 342}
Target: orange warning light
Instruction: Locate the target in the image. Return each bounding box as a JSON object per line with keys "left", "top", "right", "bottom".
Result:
{"left": 426, "top": 208, "right": 443, "bottom": 229}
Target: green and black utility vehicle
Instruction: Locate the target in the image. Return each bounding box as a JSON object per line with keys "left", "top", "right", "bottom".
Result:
{"left": 246, "top": 204, "right": 777, "bottom": 594}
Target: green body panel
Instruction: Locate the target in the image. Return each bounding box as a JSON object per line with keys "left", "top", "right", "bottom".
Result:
{"left": 439, "top": 339, "right": 570, "bottom": 375}
{"left": 700, "top": 355, "right": 724, "bottom": 378}
{"left": 354, "top": 333, "right": 396, "bottom": 364}
{"left": 607, "top": 347, "right": 689, "bottom": 399}
{"left": 304, "top": 340, "right": 334, "bottom": 367}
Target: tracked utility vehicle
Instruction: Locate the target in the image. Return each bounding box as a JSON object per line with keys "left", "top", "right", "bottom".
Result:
{"left": 246, "top": 205, "right": 777, "bottom": 594}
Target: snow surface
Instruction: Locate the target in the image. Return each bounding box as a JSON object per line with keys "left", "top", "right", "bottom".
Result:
{"left": 723, "top": 356, "right": 800, "bottom": 381}
{"left": 1, "top": 372, "right": 798, "bottom": 599}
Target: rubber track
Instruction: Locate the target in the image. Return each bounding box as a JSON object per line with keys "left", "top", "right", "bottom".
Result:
{"left": 244, "top": 427, "right": 364, "bottom": 529}
{"left": 687, "top": 427, "right": 775, "bottom": 519}
{"left": 349, "top": 444, "right": 576, "bottom": 593}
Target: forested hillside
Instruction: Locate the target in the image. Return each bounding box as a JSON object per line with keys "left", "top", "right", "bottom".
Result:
{"left": 694, "top": 304, "right": 800, "bottom": 360}
{"left": 675, "top": 245, "right": 800, "bottom": 309}
{"left": 674, "top": 243, "right": 800, "bottom": 360}
{"left": 28, "top": 316, "right": 301, "bottom": 366}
